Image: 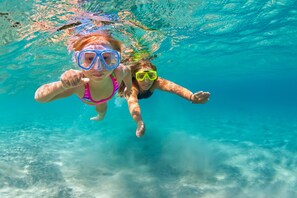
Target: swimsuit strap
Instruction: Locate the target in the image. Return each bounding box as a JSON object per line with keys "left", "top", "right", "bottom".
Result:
{"left": 110, "top": 72, "right": 119, "bottom": 92}
{"left": 80, "top": 83, "right": 93, "bottom": 103}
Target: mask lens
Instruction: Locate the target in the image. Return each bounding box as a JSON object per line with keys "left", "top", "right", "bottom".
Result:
{"left": 102, "top": 51, "right": 120, "bottom": 69}
{"left": 136, "top": 72, "right": 146, "bottom": 81}
{"left": 148, "top": 71, "right": 157, "bottom": 80}
{"left": 78, "top": 51, "right": 96, "bottom": 69}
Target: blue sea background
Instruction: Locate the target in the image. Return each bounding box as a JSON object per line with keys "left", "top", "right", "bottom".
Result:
{"left": 0, "top": 0, "right": 297, "bottom": 197}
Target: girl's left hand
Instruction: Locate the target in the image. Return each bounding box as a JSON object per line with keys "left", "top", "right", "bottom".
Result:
{"left": 191, "top": 91, "right": 210, "bottom": 104}
{"left": 123, "top": 87, "right": 132, "bottom": 97}
{"left": 136, "top": 121, "right": 145, "bottom": 138}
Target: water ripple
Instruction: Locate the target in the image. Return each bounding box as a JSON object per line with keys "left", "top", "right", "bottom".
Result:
{"left": 0, "top": 0, "right": 296, "bottom": 94}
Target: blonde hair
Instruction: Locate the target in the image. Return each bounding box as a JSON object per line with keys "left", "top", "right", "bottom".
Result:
{"left": 68, "top": 32, "right": 123, "bottom": 52}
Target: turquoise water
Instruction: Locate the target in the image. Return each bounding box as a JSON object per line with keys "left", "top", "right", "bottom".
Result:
{"left": 1, "top": 0, "right": 297, "bottom": 197}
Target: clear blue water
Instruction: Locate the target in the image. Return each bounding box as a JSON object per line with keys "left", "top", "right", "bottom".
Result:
{"left": 1, "top": 0, "right": 297, "bottom": 197}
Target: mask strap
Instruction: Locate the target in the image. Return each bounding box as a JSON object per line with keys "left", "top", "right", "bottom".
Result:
{"left": 72, "top": 52, "right": 79, "bottom": 63}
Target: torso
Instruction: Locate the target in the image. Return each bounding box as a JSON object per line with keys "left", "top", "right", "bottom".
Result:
{"left": 137, "top": 90, "right": 153, "bottom": 99}
{"left": 135, "top": 78, "right": 158, "bottom": 99}
{"left": 79, "top": 73, "right": 119, "bottom": 105}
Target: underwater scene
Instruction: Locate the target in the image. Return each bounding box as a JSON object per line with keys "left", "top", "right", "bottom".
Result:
{"left": 0, "top": 0, "right": 297, "bottom": 197}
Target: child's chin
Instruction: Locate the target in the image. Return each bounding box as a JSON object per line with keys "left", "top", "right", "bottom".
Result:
{"left": 141, "top": 85, "right": 151, "bottom": 90}
{"left": 92, "top": 74, "right": 105, "bottom": 79}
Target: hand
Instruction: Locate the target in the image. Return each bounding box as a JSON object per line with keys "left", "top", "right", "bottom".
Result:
{"left": 60, "top": 69, "right": 89, "bottom": 89}
{"left": 123, "top": 87, "right": 132, "bottom": 97}
{"left": 136, "top": 121, "right": 145, "bottom": 138}
{"left": 190, "top": 91, "right": 210, "bottom": 104}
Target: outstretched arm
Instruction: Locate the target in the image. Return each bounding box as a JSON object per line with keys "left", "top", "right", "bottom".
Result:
{"left": 155, "top": 77, "right": 210, "bottom": 103}
{"left": 34, "top": 81, "right": 74, "bottom": 102}
{"left": 126, "top": 87, "right": 145, "bottom": 137}
{"left": 34, "top": 69, "right": 88, "bottom": 102}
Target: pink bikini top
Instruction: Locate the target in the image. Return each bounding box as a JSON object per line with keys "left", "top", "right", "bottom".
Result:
{"left": 80, "top": 73, "right": 119, "bottom": 105}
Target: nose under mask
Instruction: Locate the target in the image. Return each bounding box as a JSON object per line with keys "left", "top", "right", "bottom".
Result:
{"left": 92, "top": 57, "right": 103, "bottom": 71}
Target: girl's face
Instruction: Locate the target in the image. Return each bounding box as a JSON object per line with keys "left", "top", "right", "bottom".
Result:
{"left": 135, "top": 68, "right": 156, "bottom": 91}
{"left": 83, "top": 67, "right": 113, "bottom": 81}
{"left": 79, "top": 42, "right": 118, "bottom": 81}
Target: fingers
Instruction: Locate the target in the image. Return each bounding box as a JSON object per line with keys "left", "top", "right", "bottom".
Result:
{"left": 192, "top": 91, "right": 210, "bottom": 104}
{"left": 80, "top": 78, "right": 90, "bottom": 84}
{"left": 60, "top": 69, "right": 85, "bottom": 89}
{"left": 194, "top": 91, "right": 210, "bottom": 97}
{"left": 193, "top": 92, "right": 208, "bottom": 99}
{"left": 136, "top": 121, "right": 145, "bottom": 138}
{"left": 124, "top": 87, "right": 132, "bottom": 97}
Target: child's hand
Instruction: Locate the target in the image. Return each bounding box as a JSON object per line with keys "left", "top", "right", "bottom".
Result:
{"left": 191, "top": 91, "right": 210, "bottom": 104}
{"left": 136, "top": 121, "right": 145, "bottom": 138}
{"left": 60, "top": 69, "right": 89, "bottom": 89}
{"left": 123, "top": 87, "right": 132, "bottom": 97}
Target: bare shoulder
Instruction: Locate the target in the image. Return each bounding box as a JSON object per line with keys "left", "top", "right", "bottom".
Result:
{"left": 154, "top": 77, "right": 167, "bottom": 88}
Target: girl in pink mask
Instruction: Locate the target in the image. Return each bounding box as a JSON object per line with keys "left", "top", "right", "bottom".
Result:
{"left": 35, "top": 32, "right": 132, "bottom": 120}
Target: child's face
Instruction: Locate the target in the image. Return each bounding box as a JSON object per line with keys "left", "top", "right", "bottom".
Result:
{"left": 79, "top": 42, "right": 120, "bottom": 81}
{"left": 83, "top": 67, "right": 113, "bottom": 81}
{"left": 135, "top": 68, "right": 156, "bottom": 91}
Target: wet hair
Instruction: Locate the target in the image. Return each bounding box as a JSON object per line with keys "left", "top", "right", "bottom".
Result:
{"left": 118, "top": 60, "right": 157, "bottom": 97}
{"left": 68, "top": 32, "right": 122, "bottom": 52}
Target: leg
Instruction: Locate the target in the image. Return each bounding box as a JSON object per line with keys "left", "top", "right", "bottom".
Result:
{"left": 90, "top": 102, "right": 107, "bottom": 121}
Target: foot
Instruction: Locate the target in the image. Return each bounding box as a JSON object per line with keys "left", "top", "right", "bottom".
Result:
{"left": 136, "top": 121, "right": 145, "bottom": 138}
{"left": 90, "top": 113, "right": 105, "bottom": 121}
